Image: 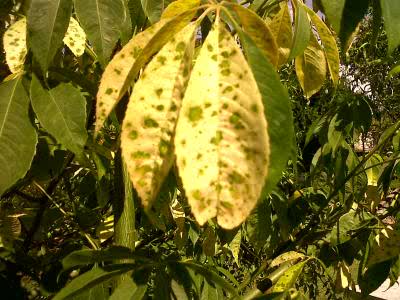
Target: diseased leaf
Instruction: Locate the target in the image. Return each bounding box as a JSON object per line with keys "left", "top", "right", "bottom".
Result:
{"left": 30, "top": 76, "right": 88, "bottom": 156}
{"left": 270, "top": 252, "right": 305, "bottom": 269}
{"left": 3, "top": 18, "right": 27, "bottom": 73}
{"left": 27, "top": 0, "right": 73, "bottom": 72}
{"left": 141, "top": 0, "right": 174, "bottom": 23}
{"left": 272, "top": 261, "right": 307, "bottom": 292}
{"left": 161, "top": 0, "right": 201, "bottom": 19}
{"left": 288, "top": 1, "right": 310, "bottom": 62}
{"left": 63, "top": 17, "right": 86, "bottom": 57}
{"left": 229, "top": 229, "right": 241, "bottom": 266}
{"left": 0, "top": 77, "right": 38, "bottom": 195}
{"left": 121, "top": 23, "right": 197, "bottom": 208}
{"left": 267, "top": 2, "right": 293, "bottom": 67}
{"left": 175, "top": 20, "right": 269, "bottom": 229}
{"left": 304, "top": 5, "right": 340, "bottom": 86}
{"left": 380, "top": 0, "right": 400, "bottom": 53}
{"left": 367, "top": 228, "right": 400, "bottom": 267}
{"left": 295, "top": 34, "right": 327, "bottom": 99}
{"left": 96, "top": 9, "right": 198, "bottom": 132}
{"left": 74, "top": 0, "right": 124, "bottom": 67}
{"left": 238, "top": 30, "right": 294, "bottom": 197}
{"left": 227, "top": 3, "right": 278, "bottom": 67}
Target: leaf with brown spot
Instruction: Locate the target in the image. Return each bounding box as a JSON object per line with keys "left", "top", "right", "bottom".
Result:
{"left": 121, "top": 23, "right": 197, "bottom": 208}
{"left": 174, "top": 20, "right": 270, "bottom": 229}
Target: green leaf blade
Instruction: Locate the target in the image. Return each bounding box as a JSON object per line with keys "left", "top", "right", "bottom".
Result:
{"left": 0, "top": 77, "right": 38, "bottom": 195}
{"left": 380, "top": 0, "right": 400, "bottom": 53}
{"left": 27, "top": 0, "right": 73, "bottom": 73}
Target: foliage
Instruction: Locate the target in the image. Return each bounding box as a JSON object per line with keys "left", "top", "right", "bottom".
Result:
{"left": 0, "top": 0, "right": 400, "bottom": 299}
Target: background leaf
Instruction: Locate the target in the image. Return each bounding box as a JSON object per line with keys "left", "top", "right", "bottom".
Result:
{"left": 380, "top": 0, "right": 400, "bottom": 53}
{"left": 30, "top": 76, "right": 87, "bottom": 156}
{"left": 0, "top": 77, "right": 37, "bottom": 195}
{"left": 141, "top": 0, "right": 174, "bottom": 24}
{"left": 27, "top": 0, "right": 73, "bottom": 72}
{"left": 74, "top": 0, "right": 125, "bottom": 67}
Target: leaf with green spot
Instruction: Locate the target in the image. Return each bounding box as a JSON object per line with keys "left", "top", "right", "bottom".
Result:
{"left": 63, "top": 17, "right": 86, "bottom": 57}
{"left": 227, "top": 3, "right": 278, "bottom": 67}
{"left": 27, "top": 0, "right": 73, "bottom": 73}
{"left": 0, "top": 77, "right": 38, "bottom": 195}
{"left": 30, "top": 76, "right": 88, "bottom": 157}
{"left": 266, "top": 2, "right": 293, "bottom": 67}
{"left": 95, "top": 9, "right": 199, "bottom": 132}
{"left": 121, "top": 23, "right": 197, "bottom": 209}
{"left": 175, "top": 20, "right": 270, "bottom": 229}
{"left": 303, "top": 5, "right": 340, "bottom": 86}
{"left": 272, "top": 261, "right": 307, "bottom": 292}
{"left": 74, "top": 0, "right": 125, "bottom": 67}
{"left": 288, "top": 0, "right": 310, "bottom": 62}
{"left": 3, "top": 18, "right": 27, "bottom": 73}
{"left": 295, "top": 33, "right": 327, "bottom": 99}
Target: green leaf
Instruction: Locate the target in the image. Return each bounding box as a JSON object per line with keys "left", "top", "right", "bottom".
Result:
{"left": 238, "top": 30, "right": 294, "bottom": 198}
{"left": 141, "top": 0, "right": 174, "bottom": 23}
{"left": 288, "top": 1, "right": 310, "bottom": 62}
{"left": 3, "top": 18, "right": 27, "bottom": 73}
{"left": 110, "top": 278, "right": 147, "bottom": 300}
{"left": 53, "top": 265, "right": 134, "bottom": 300}
{"left": 380, "top": 0, "right": 400, "bottom": 53}
{"left": 30, "top": 76, "right": 87, "bottom": 156}
{"left": 96, "top": 9, "right": 197, "bottom": 132}
{"left": 303, "top": 5, "right": 340, "bottom": 86}
{"left": 73, "top": 282, "right": 108, "bottom": 300}
{"left": 272, "top": 261, "right": 307, "bottom": 292}
{"left": 62, "top": 246, "right": 146, "bottom": 270}
{"left": 267, "top": 2, "right": 293, "bottom": 67}
{"left": 180, "top": 261, "right": 239, "bottom": 298}
{"left": 295, "top": 33, "right": 327, "bottom": 99}
{"left": 174, "top": 20, "right": 270, "bottom": 229}
{"left": 121, "top": 23, "right": 197, "bottom": 208}
{"left": 320, "top": 0, "right": 345, "bottom": 34}
{"left": 0, "top": 77, "right": 38, "bottom": 195}
{"left": 27, "top": 0, "right": 73, "bottom": 73}
{"left": 120, "top": 0, "right": 133, "bottom": 45}
{"left": 74, "top": 0, "right": 125, "bottom": 67}
{"left": 227, "top": 3, "right": 278, "bottom": 67}
{"left": 359, "top": 260, "right": 391, "bottom": 296}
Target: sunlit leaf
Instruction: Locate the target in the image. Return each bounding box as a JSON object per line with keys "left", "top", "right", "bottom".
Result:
{"left": 30, "top": 76, "right": 88, "bottom": 156}
{"left": 63, "top": 17, "right": 86, "bottom": 57}
{"left": 295, "top": 34, "right": 327, "bottom": 99}
{"left": 175, "top": 20, "right": 269, "bottom": 229}
{"left": 96, "top": 9, "right": 198, "bottom": 132}
{"left": 267, "top": 2, "right": 292, "bottom": 67}
{"left": 161, "top": 0, "right": 201, "bottom": 19}
{"left": 74, "top": 0, "right": 124, "bottom": 67}
{"left": 227, "top": 3, "right": 278, "bottom": 67}
{"left": 27, "top": 0, "right": 73, "bottom": 72}
{"left": 303, "top": 5, "right": 340, "bottom": 86}
{"left": 121, "top": 23, "right": 197, "bottom": 208}
{"left": 3, "top": 18, "right": 27, "bottom": 73}
{"left": 0, "top": 77, "right": 38, "bottom": 195}
{"left": 272, "top": 261, "right": 307, "bottom": 292}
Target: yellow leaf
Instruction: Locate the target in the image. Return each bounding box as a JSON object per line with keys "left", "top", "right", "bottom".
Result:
{"left": 121, "top": 23, "right": 197, "bottom": 208}
{"left": 267, "top": 2, "right": 293, "bottom": 67}
{"left": 227, "top": 3, "right": 278, "bottom": 67}
{"left": 3, "top": 18, "right": 27, "bottom": 73}
{"left": 270, "top": 251, "right": 305, "bottom": 268}
{"left": 303, "top": 5, "right": 340, "bottom": 86}
{"left": 161, "top": 0, "right": 201, "bottom": 19}
{"left": 174, "top": 20, "right": 270, "bottom": 229}
{"left": 96, "top": 9, "right": 197, "bottom": 132}
{"left": 295, "top": 34, "right": 327, "bottom": 99}
{"left": 63, "top": 17, "right": 86, "bottom": 57}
